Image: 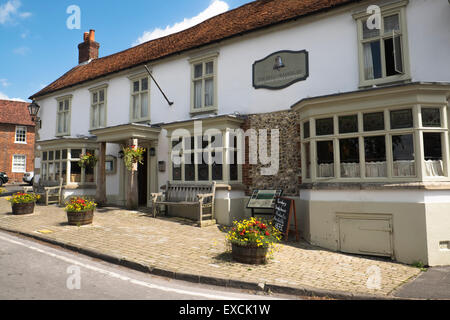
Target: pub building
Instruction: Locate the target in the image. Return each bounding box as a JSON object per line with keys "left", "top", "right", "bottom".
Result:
{"left": 30, "top": 0, "right": 450, "bottom": 266}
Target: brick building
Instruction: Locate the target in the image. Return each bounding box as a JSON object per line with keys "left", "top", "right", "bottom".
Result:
{"left": 0, "top": 100, "right": 35, "bottom": 183}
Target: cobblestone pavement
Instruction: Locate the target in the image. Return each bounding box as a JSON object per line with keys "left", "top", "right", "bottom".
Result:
{"left": 0, "top": 198, "right": 420, "bottom": 297}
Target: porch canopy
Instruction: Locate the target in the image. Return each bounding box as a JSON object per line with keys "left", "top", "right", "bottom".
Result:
{"left": 90, "top": 123, "right": 161, "bottom": 209}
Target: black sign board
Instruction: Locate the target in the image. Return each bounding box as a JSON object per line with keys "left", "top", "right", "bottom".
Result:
{"left": 273, "top": 197, "right": 299, "bottom": 241}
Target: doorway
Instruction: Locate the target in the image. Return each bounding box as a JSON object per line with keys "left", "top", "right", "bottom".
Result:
{"left": 138, "top": 149, "right": 148, "bottom": 206}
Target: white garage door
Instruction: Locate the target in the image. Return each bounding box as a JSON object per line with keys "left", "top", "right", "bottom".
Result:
{"left": 338, "top": 215, "right": 393, "bottom": 258}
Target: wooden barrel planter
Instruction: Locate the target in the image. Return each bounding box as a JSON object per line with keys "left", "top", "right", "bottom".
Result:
{"left": 66, "top": 210, "right": 94, "bottom": 226}
{"left": 231, "top": 243, "right": 268, "bottom": 265}
{"left": 11, "top": 202, "right": 35, "bottom": 215}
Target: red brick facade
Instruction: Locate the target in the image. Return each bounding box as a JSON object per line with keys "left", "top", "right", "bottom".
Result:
{"left": 0, "top": 100, "right": 35, "bottom": 183}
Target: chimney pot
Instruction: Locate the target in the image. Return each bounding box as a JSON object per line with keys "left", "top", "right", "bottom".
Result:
{"left": 88, "top": 29, "right": 95, "bottom": 42}
{"left": 83, "top": 32, "right": 89, "bottom": 42}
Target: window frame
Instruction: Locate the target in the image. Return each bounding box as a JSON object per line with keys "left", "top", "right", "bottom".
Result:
{"left": 189, "top": 53, "right": 219, "bottom": 116}
{"left": 55, "top": 95, "right": 72, "bottom": 137}
{"left": 12, "top": 154, "right": 26, "bottom": 173}
{"left": 14, "top": 126, "right": 27, "bottom": 144}
{"left": 300, "top": 105, "right": 449, "bottom": 183}
{"left": 129, "top": 73, "right": 150, "bottom": 123}
{"left": 353, "top": 1, "right": 411, "bottom": 88}
{"left": 89, "top": 84, "right": 108, "bottom": 130}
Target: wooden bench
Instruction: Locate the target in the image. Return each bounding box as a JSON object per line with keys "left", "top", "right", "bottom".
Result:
{"left": 23, "top": 178, "right": 64, "bottom": 206}
{"left": 151, "top": 182, "right": 216, "bottom": 227}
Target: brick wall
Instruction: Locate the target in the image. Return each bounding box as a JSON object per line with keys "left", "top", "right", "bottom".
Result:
{"left": 0, "top": 123, "right": 35, "bottom": 183}
{"left": 241, "top": 109, "right": 301, "bottom": 196}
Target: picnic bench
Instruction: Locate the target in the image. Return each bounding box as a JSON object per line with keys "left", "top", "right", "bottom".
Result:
{"left": 151, "top": 181, "right": 216, "bottom": 227}
{"left": 23, "top": 178, "right": 64, "bottom": 206}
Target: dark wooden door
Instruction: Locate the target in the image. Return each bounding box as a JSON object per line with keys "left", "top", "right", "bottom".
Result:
{"left": 138, "top": 149, "right": 148, "bottom": 206}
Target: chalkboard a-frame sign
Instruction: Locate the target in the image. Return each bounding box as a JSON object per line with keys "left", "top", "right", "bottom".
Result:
{"left": 273, "top": 197, "right": 299, "bottom": 241}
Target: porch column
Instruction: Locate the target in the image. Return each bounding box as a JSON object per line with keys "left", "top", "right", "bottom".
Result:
{"left": 126, "top": 138, "right": 139, "bottom": 210}
{"left": 96, "top": 142, "right": 107, "bottom": 206}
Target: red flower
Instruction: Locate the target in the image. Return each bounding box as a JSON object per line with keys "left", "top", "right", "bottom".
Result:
{"left": 265, "top": 231, "right": 270, "bottom": 236}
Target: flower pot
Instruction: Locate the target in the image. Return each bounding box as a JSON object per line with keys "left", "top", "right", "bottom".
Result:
{"left": 231, "top": 243, "right": 268, "bottom": 265}
{"left": 11, "top": 202, "right": 35, "bottom": 215}
{"left": 66, "top": 210, "right": 94, "bottom": 226}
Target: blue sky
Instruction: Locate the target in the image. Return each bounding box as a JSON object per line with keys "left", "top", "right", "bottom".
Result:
{"left": 0, "top": 0, "right": 251, "bottom": 102}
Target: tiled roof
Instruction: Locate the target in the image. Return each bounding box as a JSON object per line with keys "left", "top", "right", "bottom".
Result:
{"left": 0, "top": 99, "right": 34, "bottom": 126}
{"left": 30, "top": 0, "right": 357, "bottom": 100}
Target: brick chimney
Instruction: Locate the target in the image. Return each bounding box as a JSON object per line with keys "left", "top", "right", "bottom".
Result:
{"left": 78, "top": 29, "right": 99, "bottom": 64}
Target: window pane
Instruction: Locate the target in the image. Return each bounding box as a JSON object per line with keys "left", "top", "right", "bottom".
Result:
{"left": 303, "top": 121, "right": 310, "bottom": 139}
{"left": 317, "top": 140, "right": 334, "bottom": 178}
{"left": 423, "top": 133, "right": 444, "bottom": 176}
{"left": 422, "top": 108, "right": 441, "bottom": 127}
{"left": 392, "top": 134, "right": 415, "bottom": 177}
{"left": 48, "top": 151, "right": 54, "bottom": 161}
{"left": 59, "top": 101, "right": 64, "bottom": 112}
{"left": 141, "top": 78, "right": 148, "bottom": 91}
{"left": 363, "top": 41, "right": 382, "bottom": 80}
{"left": 364, "top": 136, "right": 387, "bottom": 177}
{"left": 58, "top": 114, "right": 63, "bottom": 133}
{"left": 316, "top": 118, "right": 334, "bottom": 136}
{"left": 172, "top": 163, "right": 181, "bottom": 181}
{"left": 194, "top": 64, "right": 203, "bottom": 78}
{"left": 63, "top": 112, "right": 69, "bottom": 133}
{"left": 205, "top": 61, "right": 213, "bottom": 75}
{"left": 133, "top": 81, "right": 140, "bottom": 92}
{"left": 339, "top": 115, "right": 358, "bottom": 134}
{"left": 132, "top": 95, "right": 139, "bottom": 119}
{"left": 184, "top": 153, "right": 195, "bottom": 181}
{"left": 70, "top": 161, "right": 82, "bottom": 182}
{"left": 212, "top": 151, "right": 223, "bottom": 180}
{"left": 197, "top": 152, "right": 209, "bottom": 181}
{"left": 362, "top": 19, "right": 380, "bottom": 39}
{"left": 204, "top": 78, "right": 214, "bottom": 107}
{"left": 194, "top": 80, "right": 202, "bottom": 109}
{"left": 184, "top": 137, "right": 194, "bottom": 150}
{"left": 390, "top": 109, "right": 413, "bottom": 129}
{"left": 42, "top": 151, "right": 47, "bottom": 161}
{"left": 64, "top": 100, "right": 69, "bottom": 111}
{"left": 62, "top": 149, "right": 68, "bottom": 159}
{"left": 229, "top": 150, "right": 238, "bottom": 181}
{"left": 384, "top": 14, "right": 399, "bottom": 33}
{"left": 141, "top": 93, "right": 148, "bottom": 118}
{"left": 85, "top": 166, "right": 95, "bottom": 183}
{"left": 93, "top": 92, "right": 98, "bottom": 103}
{"left": 71, "top": 149, "right": 82, "bottom": 159}
{"left": 61, "top": 162, "right": 67, "bottom": 182}
{"left": 92, "top": 105, "right": 98, "bottom": 127}
{"left": 364, "top": 112, "right": 384, "bottom": 131}
{"left": 339, "top": 138, "right": 360, "bottom": 178}
{"left": 304, "top": 142, "right": 311, "bottom": 179}
{"left": 211, "top": 134, "right": 222, "bottom": 148}
{"left": 99, "top": 89, "right": 105, "bottom": 102}
{"left": 99, "top": 103, "right": 106, "bottom": 127}
{"left": 384, "top": 37, "right": 403, "bottom": 76}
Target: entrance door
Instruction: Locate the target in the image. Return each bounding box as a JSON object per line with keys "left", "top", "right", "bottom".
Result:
{"left": 138, "top": 149, "right": 148, "bottom": 206}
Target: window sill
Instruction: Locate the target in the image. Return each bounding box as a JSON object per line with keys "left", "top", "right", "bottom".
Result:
{"left": 14, "top": 142, "right": 27, "bottom": 145}
{"left": 190, "top": 107, "right": 218, "bottom": 117}
{"left": 301, "top": 181, "right": 450, "bottom": 191}
{"left": 358, "top": 76, "right": 411, "bottom": 89}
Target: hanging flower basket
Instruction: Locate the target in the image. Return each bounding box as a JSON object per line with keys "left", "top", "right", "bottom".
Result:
{"left": 122, "top": 145, "right": 146, "bottom": 171}
{"left": 78, "top": 152, "right": 98, "bottom": 168}
{"left": 65, "top": 197, "right": 97, "bottom": 226}
{"left": 226, "top": 217, "right": 282, "bottom": 265}
{"left": 6, "top": 192, "right": 40, "bottom": 215}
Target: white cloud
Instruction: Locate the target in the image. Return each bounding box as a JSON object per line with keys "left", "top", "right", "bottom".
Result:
{"left": 0, "top": 78, "right": 10, "bottom": 87}
{"left": 0, "top": 91, "right": 26, "bottom": 102}
{"left": 133, "top": 0, "right": 229, "bottom": 46}
{"left": 0, "top": 0, "right": 31, "bottom": 24}
{"left": 13, "top": 46, "right": 30, "bottom": 55}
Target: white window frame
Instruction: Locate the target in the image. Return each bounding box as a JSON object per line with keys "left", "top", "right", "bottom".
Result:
{"left": 301, "top": 105, "right": 449, "bottom": 183}
{"left": 353, "top": 0, "right": 411, "bottom": 88}
{"left": 189, "top": 53, "right": 218, "bottom": 116}
{"left": 55, "top": 95, "right": 72, "bottom": 136}
{"left": 15, "top": 126, "right": 27, "bottom": 144}
{"left": 129, "top": 73, "right": 150, "bottom": 122}
{"left": 12, "top": 155, "right": 26, "bottom": 173}
{"left": 89, "top": 84, "right": 108, "bottom": 129}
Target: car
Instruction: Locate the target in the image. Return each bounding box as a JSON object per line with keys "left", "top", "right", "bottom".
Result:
{"left": 0, "top": 172, "right": 8, "bottom": 187}
{"left": 23, "top": 172, "right": 34, "bottom": 185}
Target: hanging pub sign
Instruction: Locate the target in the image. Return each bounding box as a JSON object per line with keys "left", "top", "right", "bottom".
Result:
{"left": 252, "top": 50, "right": 309, "bottom": 90}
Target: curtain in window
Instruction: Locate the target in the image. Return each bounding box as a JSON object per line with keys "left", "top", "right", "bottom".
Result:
{"left": 194, "top": 80, "right": 202, "bottom": 109}
{"left": 363, "top": 41, "right": 381, "bottom": 80}
{"left": 425, "top": 160, "right": 444, "bottom": 177}
{"left": 204, "top": 79, "right": 214, "bottom": 107}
